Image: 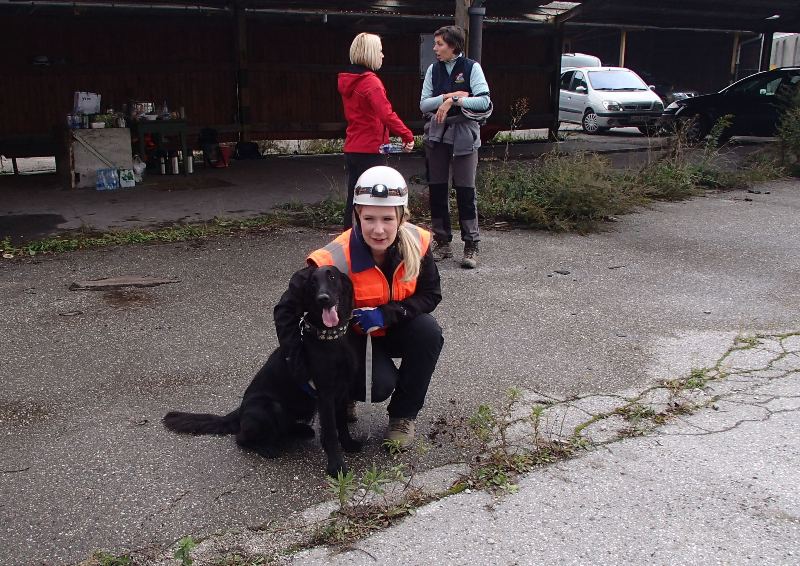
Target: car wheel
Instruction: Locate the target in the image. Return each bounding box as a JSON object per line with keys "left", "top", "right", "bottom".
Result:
{"left": 582, "top": 110, "right": 602, "bottom": 134}
{"left": 677, "top": 113, "right": 709, "bottom": 144}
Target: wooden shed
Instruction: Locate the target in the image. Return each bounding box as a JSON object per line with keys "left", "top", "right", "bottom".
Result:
{"left": 2, "top": 0, "right": 799, "bottom": 162}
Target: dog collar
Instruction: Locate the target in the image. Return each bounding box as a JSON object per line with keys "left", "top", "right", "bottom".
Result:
{"left": 301, "top": 317, "right": 351, "bottom": 341}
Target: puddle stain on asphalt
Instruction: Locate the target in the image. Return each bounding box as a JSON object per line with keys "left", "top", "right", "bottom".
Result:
{"left": 0, "top": 400, "right": 51, "bottom": 428}
{"left": 102, "top": 289, "right": 156, "bottom": 309}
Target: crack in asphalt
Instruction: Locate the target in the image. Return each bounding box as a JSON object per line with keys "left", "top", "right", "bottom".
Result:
{"left": 140, "top": 490, "right": 190, "bottom": 527}
{"left": 213, "top": 471, "right": 254, "bottom": 502}
{"left": 513, "top": 331, "right": 800, "bottom": 447}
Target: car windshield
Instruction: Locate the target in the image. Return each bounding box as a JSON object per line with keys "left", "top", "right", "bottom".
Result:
{"left": 588, "top": 70, "right": 648, "bottom": 91}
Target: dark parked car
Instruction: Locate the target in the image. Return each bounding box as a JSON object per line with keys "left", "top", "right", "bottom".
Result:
{"left": 661, "top": 67, "right": 800, "bottom": 143}
{"left": 634, "top": 70, "right": 701, "bottom": 105}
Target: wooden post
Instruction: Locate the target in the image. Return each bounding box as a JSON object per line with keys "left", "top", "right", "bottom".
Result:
{"left": 235, "top": 3, "right": 251, "bottom": 142}
{"left": 730, "top": 32, "right": 741, "bottom": 82}
{"left": 618, "top": 29, "right": 627, "bottom": 67}
{"left": 759, "top": 31, "right": 774, "bottom": 71}
{"left": 549, "top": 24, "right": 565, "bottom": 141}
{"left": 455, "top": 0, "right": 470, "bottom": 54}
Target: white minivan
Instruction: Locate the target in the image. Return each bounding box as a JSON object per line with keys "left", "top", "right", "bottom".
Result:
{"left": 559, "top": 67, "right": 665, "bottom": 134}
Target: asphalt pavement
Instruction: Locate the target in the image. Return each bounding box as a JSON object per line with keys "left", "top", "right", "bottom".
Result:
{"left": 1, "top": 138, "right": 798, "bottom": 565}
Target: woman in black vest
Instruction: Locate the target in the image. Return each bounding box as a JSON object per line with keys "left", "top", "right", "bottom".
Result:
{"left": 420, "top": 25, "right": 491, "bottom": 269}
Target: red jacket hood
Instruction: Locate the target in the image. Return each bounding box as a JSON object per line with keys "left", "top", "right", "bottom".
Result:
{"left": 337, "top": 67, "right": 375, "bottom": 97}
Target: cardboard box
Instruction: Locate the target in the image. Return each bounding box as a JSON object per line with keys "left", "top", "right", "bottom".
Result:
{"left": 73, "top": 91, "right": 101, "bottom": 114}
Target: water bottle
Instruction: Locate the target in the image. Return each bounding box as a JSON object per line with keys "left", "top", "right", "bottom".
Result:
{"left": 379, "top": 143, "right": 404, "bottom": 154}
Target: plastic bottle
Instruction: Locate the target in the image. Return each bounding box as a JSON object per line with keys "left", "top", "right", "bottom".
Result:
{"left": 379, "top": 143, "right": 404, "bottom": 154}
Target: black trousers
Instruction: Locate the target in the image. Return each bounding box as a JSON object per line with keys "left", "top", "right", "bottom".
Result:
{"left": 344, "top": 152, "right": 387, "bottom": 229}
{"left": 350, "top": 313, "right": 444, "bottom": 419}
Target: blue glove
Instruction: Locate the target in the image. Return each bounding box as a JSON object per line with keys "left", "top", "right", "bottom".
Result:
{"left": 352, "top": 307, "right": 384, "bottom": 333}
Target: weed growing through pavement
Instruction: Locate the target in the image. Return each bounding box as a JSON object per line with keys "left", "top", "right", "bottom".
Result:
{"left": 314, "top": 451, "right": 432, "bottom": 548}
{"left": 174, "top": 536, "right": 197, "bottom": 566}
{"left": 213, "top": 555, "right": 267, "bottom": 566}
{"left": 451, "top": 388, "right": 575, "bottom": 494}
{"left": 87, "top": 551, "right": 132, "bottom": 566}
{"left": 0, "top": 216, "right": 281, "bottom": 258}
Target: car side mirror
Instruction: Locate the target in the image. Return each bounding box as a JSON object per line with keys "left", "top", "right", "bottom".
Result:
{"left": 649, "top": 85, "right": 656, "bottom": 91}
{"left": 575, "top": 86, "right": 587, "bottom": 94}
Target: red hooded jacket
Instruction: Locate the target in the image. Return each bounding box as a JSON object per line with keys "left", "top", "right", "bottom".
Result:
{"left": 337, "top": 66, "right": 414, "bottom": 154}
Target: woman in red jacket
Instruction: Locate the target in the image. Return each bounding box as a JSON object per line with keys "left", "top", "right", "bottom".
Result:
{"left": 338, "top": 32, "right": 415, "bottom": 229}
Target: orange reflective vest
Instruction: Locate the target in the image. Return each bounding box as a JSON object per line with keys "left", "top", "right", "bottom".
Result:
{"left": 307, "top": 223, "right": 431, "bottom": 336}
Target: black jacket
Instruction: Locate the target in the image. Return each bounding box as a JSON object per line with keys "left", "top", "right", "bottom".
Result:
{"left": 273, "top": 235, "right": 442, "bottom": 378}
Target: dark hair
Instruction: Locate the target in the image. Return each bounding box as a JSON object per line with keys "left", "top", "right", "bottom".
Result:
{"left": 434, "top": 25, "right": 465, "bottom": 55}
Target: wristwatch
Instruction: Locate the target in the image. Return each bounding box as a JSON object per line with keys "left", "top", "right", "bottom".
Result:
{"left": 452, "top": 96, "right": 460, "bottom": 104}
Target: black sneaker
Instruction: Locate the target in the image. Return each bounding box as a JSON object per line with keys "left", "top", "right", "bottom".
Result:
{"left": 461, "top": 241, "right": 479, "bottom": 269}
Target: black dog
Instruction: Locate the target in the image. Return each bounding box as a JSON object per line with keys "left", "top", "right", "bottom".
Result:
{"left": 163, "top": 265, "right": 362, "bottom": 477}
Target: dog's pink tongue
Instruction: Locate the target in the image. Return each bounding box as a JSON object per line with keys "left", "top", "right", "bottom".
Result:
{"left": 322, "top": 306, "right": 339, "bottom": 328}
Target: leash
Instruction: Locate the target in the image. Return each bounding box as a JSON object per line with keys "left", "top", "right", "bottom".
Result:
{"left": 364, "top": 331, "right": 374, "bottom": 440}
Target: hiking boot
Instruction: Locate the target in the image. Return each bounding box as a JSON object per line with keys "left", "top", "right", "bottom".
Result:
{"left": 346, "top": 401, "right": 358, "bottom": 423}
{"left": 385, "top": 418, "right": 416, "bottom": 449}
{"left": 461, "top": 241, "right": 479, "bottom": 269}
{"left": 431, "top": 239, "right": 453, "bottom": 262}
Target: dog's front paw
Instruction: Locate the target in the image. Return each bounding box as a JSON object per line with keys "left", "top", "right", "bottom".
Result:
{"left": 340, "top": 437, "right": 364, "bottom": 453}
{"left": 326, "top": 459, "right": 348, "bottom": 478}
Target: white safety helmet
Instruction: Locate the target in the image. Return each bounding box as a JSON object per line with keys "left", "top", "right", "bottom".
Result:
{"left": 353, "top": 166, "right": 408, "bottom": 207}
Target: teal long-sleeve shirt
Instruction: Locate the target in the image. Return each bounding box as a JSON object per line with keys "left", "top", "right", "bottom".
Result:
{"left": 420, "top": 55, "right": 491, "bottom": 113}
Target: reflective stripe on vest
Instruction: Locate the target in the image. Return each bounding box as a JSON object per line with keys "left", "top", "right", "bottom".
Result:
{"left": 307, "top": 231, "right": 352, "bottom": 275}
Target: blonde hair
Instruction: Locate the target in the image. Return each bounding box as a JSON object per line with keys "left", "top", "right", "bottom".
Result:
{"left": 354, "top": 205, "right": 421, "bottom": 281}
{"left": 349, "top": 33, "right": 383, "bottom": 71}
{"left": 395, "top": 206, "right": 421, "bottom": 281}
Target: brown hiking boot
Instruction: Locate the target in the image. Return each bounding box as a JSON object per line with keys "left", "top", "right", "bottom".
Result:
{"left": 385, "top": 418, "right": 416, "bottom": 449}
{"left": 346, "top": 401, "right": 358, "bottom": 423}
{"left": 431, "top": 239, "right": 453, "bottom": 262}
{"left": 461, "top": 241, "right": 479, "bottom": 269}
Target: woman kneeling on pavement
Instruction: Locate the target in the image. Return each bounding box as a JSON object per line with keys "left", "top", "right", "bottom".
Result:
{"left": 273, "top": 166, "right": 444, "bottom": 448}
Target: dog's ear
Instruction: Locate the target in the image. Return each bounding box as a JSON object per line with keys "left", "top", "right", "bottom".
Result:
{"left": 304, "top": 266, "right": 319, "bottom": 306}
{"left": 340, "top": 272, "right": 354, "bottom": 315}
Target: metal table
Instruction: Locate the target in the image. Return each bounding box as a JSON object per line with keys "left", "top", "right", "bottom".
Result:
{"left": 131, "top": 120, "right": 189, "bottom": 175}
